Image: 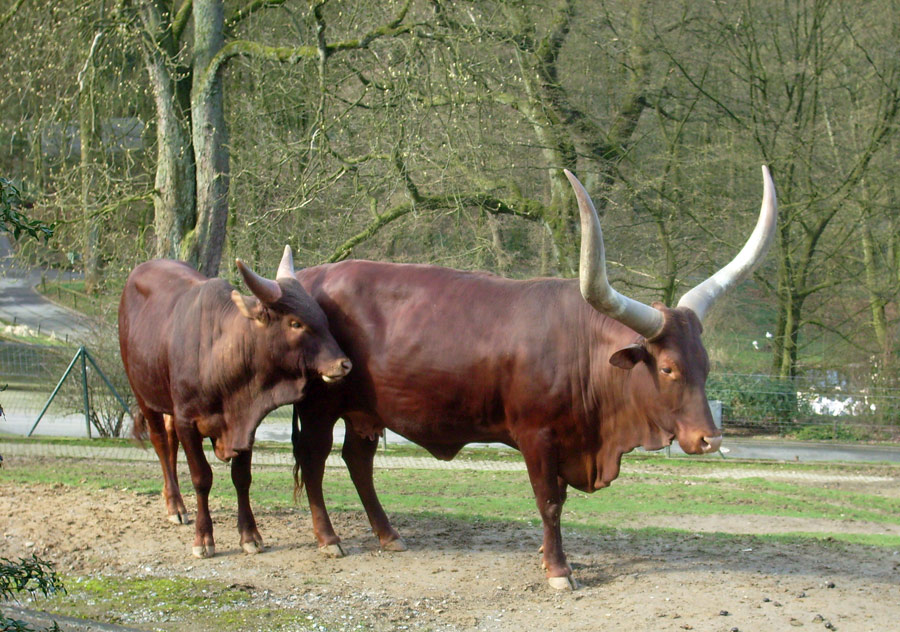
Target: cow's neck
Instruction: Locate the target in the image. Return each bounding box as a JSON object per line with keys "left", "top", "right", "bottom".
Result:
{"left": 222, "top": 377, "right": 306, "bottom": 430}
{"left": 580, "top": 317, "right": 675, "bottom": 492}
{"left": 213, "top": 311, "right": 308, "bottom": 427}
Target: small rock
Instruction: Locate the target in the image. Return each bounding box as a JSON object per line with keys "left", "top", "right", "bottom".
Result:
{"left": 825, "top": 581, "right": 836, "bottom": 589}
{"left": 798, "top": 591, "right": 807, "bottom": 598}
{"left": 823, "top": 622, "right": 836, "bottom": 631}
{"left": 813, "top": 615, "right": 825, "bottom": 623}
{"left": 719, "top": 610, "right": 730, "bottom": 616}
{"left": 763, "top": 597, "right": 772, "bottom": 603}
{"left": 789, "top": 618, "right": 803, "bottom": 627}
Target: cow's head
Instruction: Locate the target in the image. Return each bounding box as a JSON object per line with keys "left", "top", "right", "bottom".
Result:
{"left": 231, "top": 246, "right": 352, "bottom": 384}
{"left": 567, "top": 166, "right": 777, "bottom": 454}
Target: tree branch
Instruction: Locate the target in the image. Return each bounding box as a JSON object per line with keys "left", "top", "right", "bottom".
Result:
{"left": 0, "top": 0, "right": 25, "bottom": 30}
{"left": 326, "top": 192, "right": 545, "bottom": 263}
{"left": 172, "top": 0, "right": 193, "bottom": 43}
{"left": 225, "top": 0, "right": 288, "bottom": 33}
{"left": 195, "top": 1, "right": 413, "bottom": 103}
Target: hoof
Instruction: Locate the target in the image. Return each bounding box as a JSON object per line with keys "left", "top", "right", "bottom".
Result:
{"left": 192, "top": 544, "right": 215, "bottom": 559}
{"left": 319, "top": 543, "right": 346, "bottom": 558}
{"left": 547, "top": 575, "right": 578, "bottom": 591}
{"left": 168, "top": 512, "right": 191, "bottom": 525}
{"left": 381, "top": 537, "right": 408, "bottom": 552}
{"left": 241, "top": 541, "right": 264, "bottom": 555}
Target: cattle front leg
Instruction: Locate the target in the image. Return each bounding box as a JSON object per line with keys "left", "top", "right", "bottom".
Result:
{"left": 293, "top": 413, "right": 344, "bottom": 557}
{"left": 520, "top": 433, "right": 576, "bottom": 590}
{"left": 342, "top": 426, "right": 406, "bottom": 552}
{"left": 231, "top": 449, "right": 264, "bottom": 554}
{"left": 176, "top": 422, "right": 215, "bottom": 558}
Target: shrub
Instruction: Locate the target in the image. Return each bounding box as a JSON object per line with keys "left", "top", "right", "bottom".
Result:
{"left": 707, "top": 373, "right": 807, "bottom": 430}
{"left": 0, "top": 555, "right": 65, "bottom": 632}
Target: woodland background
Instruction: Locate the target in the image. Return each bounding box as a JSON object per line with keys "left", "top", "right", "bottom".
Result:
{"left": 2, "top": 0, "right": 900, "bottom": 416}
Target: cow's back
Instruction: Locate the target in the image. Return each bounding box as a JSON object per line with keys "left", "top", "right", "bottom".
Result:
{"left": 119, "top": 260, "right": 207, "bottom": 413}
{"left": 297, "top": 260, "right": 597, "bottom": 451}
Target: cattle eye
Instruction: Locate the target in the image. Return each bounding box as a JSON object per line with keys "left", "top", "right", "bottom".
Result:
{"left": 660, "top": 367, "right": 673, "bottom": 375}
{"left": 290, "top": 321, "right": 303, "bottom": 329}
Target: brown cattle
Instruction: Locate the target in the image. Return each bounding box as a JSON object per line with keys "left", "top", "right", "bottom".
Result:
{"left": 119, "top": 247, "right": 351, "bottom": 558}
{"left": 291, "top": 167, "right": 777, "bottom": 589}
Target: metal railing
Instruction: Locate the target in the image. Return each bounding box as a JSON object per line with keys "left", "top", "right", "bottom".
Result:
{"left": 2, "top": 341, "right": 898, "bottom": 442}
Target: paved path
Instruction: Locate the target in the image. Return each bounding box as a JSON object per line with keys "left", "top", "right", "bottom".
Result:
{"left": 0, "top": 440, "right": 525, "bottom": 472}
{"left": 1, "top": 440, "right": 896, "bottom": 483}
{"left": 11, "top": 410, "right": 900, "bottom": 465}
{"left": 0, "top": 234, "right": 92, "bottom": 341}
{"left": 717, "top": 438, "right": 900, "bottom": 464}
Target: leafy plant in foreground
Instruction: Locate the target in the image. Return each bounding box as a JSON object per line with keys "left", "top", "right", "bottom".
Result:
{"left": 0, "top": 179, "right": 53, "bottom": 243}
{"left": 0, "top": 555, "right": 65, "bottom": 632}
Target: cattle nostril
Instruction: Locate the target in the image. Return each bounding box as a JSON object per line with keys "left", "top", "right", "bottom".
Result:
{"left": 703, "top": 435, "right": 723, "bottom": 453}
{"left": 341, "top": 359, "right": 353, "bottom": 374}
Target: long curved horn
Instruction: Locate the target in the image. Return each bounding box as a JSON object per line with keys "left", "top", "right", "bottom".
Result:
{"left": 676, "top": 165, "right": 778, "bottom": 322}
{"left": 236, "top": 259, "right": 283, "bottom": 304}
{"left": 276, "top": 245, "right": 295, "bottom": 280}
{"left": 566, "top": 169, "right": 665, "bottom": 339}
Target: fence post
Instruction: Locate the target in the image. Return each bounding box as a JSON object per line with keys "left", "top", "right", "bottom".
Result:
{"left": 80, "top": 346, "right": 91, "bottom": 439}
{"left": 28, "top": 347, "right": 83, "bottom": 437}
{"left": 84, "top": 349, "right": 131, "bottom": 416}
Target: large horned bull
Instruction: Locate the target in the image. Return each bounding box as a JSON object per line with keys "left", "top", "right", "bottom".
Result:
{"left": 291, "top": 167, "right": 777, "bottom": 589}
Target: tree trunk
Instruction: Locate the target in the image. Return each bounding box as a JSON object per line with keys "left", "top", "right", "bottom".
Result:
{"left": 142, "top": 31, "right": 196, "bottom": 260}
{"left": 861, "top": 215, "right": 890, "bottom": 360}
{"left": 79, "top": 71, "right": 100, "bottom": 293}
{"left": 188, "top": 0, "right": 230, "bottom": 276}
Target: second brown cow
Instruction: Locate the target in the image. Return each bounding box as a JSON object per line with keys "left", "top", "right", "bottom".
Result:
{"left": 119, "top": 247, "right": 351, "bottom": 558}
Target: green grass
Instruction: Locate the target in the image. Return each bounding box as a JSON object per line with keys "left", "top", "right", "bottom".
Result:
{"left": 3, "top": 453, "right": 899, "bottom": 548}
{"left": 37, "top": 574, "right": 338, "bottom": 632}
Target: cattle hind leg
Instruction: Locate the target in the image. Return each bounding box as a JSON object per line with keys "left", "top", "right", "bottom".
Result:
{"left": 520, "top": 431, "right": 577, "bottom": 590}
{"left": 137, "top": 408, "right": 190, "bottom": 525}
{"left": 342, "top": 424, "right": 406, "bottom": 552}
{"left": 163, "top": 414, "right": 190, "bottom": 523}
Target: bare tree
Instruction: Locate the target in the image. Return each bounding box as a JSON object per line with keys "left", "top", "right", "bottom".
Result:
{"left": 124, "top": 0, "right": 415, "bottom": 275}
{"left": 662, "top": 0, "right": 900, "bottom": 378}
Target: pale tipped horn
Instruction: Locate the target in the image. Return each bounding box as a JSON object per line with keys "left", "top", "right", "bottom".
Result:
{"left": 276, "top": 245, "right": 295, "bottom": 280}
{"left": 236, "top": 259, "right": 282, "bottom": 304}
{"left": 677, "top": 165, "right": 778, "bottom": 322}
{"left": 566, "top": 169, "right": 665, "bottom": 339}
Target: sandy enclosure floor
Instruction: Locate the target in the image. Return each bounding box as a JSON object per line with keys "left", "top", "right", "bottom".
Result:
{"left": 1, "top": 458, "right": 899, "bottom": 632}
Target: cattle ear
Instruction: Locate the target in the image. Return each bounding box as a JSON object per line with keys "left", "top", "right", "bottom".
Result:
{"left": 231, "top": 290, "right": 265, "bottom": 325}
{"left": 609, "top": 343, "right": 649, "bottom": 370}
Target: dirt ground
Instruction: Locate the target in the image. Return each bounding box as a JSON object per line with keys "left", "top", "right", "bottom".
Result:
{"left": 1, "top": 460, "right": 899, "bottom": 632}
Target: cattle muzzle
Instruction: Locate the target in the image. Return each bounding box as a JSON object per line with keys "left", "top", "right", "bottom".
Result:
{"left": 677, "top": 429, "right": 723, "bottom": 455}
{"left": 700, "top": 434, "right": 723, "bottom": 454}
{"left": 321, "top": 358, "right": 353, "bottom": 383}
{"left": 213, "top": 442, "right": 251, "bottom": 463}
